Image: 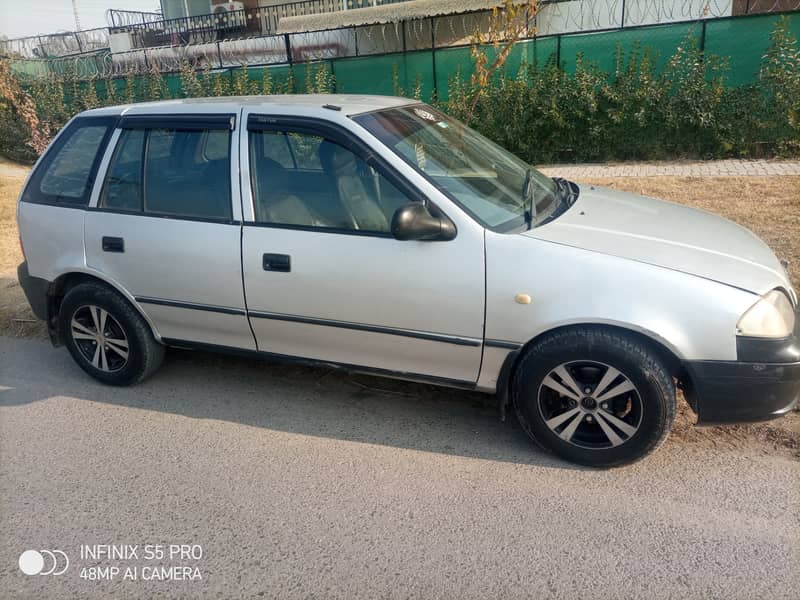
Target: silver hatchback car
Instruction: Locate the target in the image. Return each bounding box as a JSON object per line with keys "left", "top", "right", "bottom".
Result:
{"left": 17, "top": 95, "right": 800, "bottom": 467}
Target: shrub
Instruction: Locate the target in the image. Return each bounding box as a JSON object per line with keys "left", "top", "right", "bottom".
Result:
{"left": 758, "top": 16, "right": 800, "bottom": 155}
{"left": 441, "top": 18, "right": 800, "bottom": 163}
{"left": 0, "top": 60, "right": 49, "bottom": 162}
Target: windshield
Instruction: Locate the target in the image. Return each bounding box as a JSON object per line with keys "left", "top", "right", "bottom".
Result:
{"left": 354, "top": 104, "right": 558, "bottom": 231}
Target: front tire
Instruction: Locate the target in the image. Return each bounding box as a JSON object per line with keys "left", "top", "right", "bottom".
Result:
{"left": 59, "top": 282, "right": 164, "bottom": 386}
{"left": 512, "top": 328, "right": 676, "bottom": 468}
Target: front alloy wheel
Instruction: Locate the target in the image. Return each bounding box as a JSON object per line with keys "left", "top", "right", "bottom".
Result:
{"left": 538, "top": 361, "right": 643, "bottom": 449}
{"left": 513, "top": 327, "right": 676, "bottom": 467}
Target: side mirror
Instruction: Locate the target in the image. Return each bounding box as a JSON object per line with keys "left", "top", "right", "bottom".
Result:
{"left": 390, "top": 203, "right": 456, "bottom": 241}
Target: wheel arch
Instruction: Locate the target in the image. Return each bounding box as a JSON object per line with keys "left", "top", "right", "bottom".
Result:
{"left": 46, "top": 270, "right": 161, "bottom": 345}
{"left": 498, "top": 322, "right": 691, "bottom": 417}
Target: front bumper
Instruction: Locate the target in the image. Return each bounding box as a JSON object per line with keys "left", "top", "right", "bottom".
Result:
{"left": 684, "top": 313, "right": 800, "bottom": 425}
{"left": 684, "top": 360, "right": 800, "bottom": 425}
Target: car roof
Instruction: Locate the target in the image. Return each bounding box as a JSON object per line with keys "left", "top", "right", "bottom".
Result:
{"left": 81, "top": 94, "right": 418, "bottom": 119}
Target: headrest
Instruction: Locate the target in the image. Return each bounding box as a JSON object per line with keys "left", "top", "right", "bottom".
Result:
{"left": 318, "top": 140, "right": 356, "bottom": 172}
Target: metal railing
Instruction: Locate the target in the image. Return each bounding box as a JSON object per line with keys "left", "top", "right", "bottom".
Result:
{"left": 106, "top": 0, "right": 414, "bottom": 48}
{"left": 108, "top": 9, "right": 253, "bottom": 48}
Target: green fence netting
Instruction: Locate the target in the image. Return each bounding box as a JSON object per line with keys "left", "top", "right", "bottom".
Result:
{"left": 706, "top": 12, "right": 800, "bottom": 86}
{"left": 9, "top": 12, "right": 800, "bottom": 102}
{"left": 559, "top": 21, "right": 697, "bottom": 74}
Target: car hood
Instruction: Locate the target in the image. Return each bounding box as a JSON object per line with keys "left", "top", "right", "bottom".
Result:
{"left": 524, "top": 185, "right": 794, "bottom": 297}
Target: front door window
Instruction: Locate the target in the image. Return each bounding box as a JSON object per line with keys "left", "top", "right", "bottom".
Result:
{"left": 249, "top": 129, "right": 412, "bottom": 232}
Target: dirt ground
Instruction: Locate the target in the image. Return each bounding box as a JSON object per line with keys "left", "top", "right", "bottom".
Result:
{"left": 0, "top": 162, "right": 46, "bottom": 339}
{"left": 1, "top": 162, "right": 798, "bottom": 455}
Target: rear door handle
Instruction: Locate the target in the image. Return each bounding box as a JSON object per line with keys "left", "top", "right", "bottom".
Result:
{"left": 102, "top": 236, "right": 124, "bottom": 253}
{"left": 263, "top": 253, "right": 291, "bottom": 272}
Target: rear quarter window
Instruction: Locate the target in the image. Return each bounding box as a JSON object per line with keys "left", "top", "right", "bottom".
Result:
{"left": 22, "top": 116, "right": 116, "bottom": 207}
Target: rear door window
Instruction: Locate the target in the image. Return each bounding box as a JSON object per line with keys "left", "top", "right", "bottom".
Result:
{"left": 102, "top": 129, "right": 145, "bottom": 212}
{"left": 100, "top": 125, "right": 232, "bottom": 221}
{"left": 22, "top": 116, "right": 115, "bottom": 207}
{"left": 145, "top": 129, "right": 232, "bottom": 219}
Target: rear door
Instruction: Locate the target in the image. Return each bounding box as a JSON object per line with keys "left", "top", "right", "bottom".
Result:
{"left": 84, "top": 113, "right": 254, "bottom": 350}
{"left": 240, "top": 114, "right": 485, "bottom": 384}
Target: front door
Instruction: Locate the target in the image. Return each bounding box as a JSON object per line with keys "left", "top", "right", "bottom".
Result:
{"left": 240, "top": 116, "right": 485, "bottom": 384}
{"left": 84, "top": 114, "right": 254, "bottom": 350}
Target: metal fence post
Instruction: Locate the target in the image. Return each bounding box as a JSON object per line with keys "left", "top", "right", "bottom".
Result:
{"left": 354, "top": 26, "right": 359, "bottom": 57}
{"left": 216, "top": 40, "right": 224, "bottom": 68}
{"left": 556, "top": 34, "right": 561, "bottom": 68}
{"left": 700, "top": 19, "right": 707, "bottom": 53}
{"left": 431, "top": 17, "right": 438, "bottom": 99}
{"left": 621, "top": 0, "right": 626, "bottom": 28}
{"left": 283, "top": 33, "right": 292, "bottom": 64}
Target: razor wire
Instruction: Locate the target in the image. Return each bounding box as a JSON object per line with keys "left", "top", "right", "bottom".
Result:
{"left": 218, "top": 37, "right": 289, "bottom": 67}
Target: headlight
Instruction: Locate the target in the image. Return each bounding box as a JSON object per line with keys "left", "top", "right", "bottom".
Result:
{"left": 736, "top": 289, "right": 795, "bottom": 338}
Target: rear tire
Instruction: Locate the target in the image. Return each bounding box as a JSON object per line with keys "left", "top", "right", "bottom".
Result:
{"left": 59, "top": 282, "right": 164, "bottom": 386}
{"left": 512, "top": 328, "right": 675, "bottom": 468}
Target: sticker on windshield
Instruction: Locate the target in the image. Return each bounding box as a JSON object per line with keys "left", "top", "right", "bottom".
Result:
{"left": 413, "top": 107, "right": 437, "bottom": 122}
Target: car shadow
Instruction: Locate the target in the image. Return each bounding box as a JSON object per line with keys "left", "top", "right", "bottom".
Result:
{"left": 0, "top": 338, "right": 584, "bottom": 470}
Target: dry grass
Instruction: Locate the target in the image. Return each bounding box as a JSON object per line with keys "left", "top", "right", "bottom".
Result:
{"left": 0, "top": 169, "right": 47, "bottom": 339}
{"left": 582, "top": 177, "right": 800, "bottom": 288}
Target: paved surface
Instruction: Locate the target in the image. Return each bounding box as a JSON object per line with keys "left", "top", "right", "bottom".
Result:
{"left": 539, "top": 158, "right": 800, "bottom": 178}
{"left": 1, "top": 336, "right": 798, "bottom": 599}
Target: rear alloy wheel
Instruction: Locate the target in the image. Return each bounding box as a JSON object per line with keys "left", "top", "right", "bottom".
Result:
{"left": 60, "top": 282, "right": 164, "bottom": 385}
{"left": 70, "top": 305, "right": 130, "bottom": 373}
{"left": 513, "top": 328, "right": 675, "bottom": 467}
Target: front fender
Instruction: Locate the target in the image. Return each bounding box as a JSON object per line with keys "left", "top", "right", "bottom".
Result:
{"left": 477, "top": 233, "right": 759, "bottom": 391}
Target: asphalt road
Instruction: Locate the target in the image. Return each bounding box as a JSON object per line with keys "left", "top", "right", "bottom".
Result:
{"left": 1, "top": 336, "right": 798, "bottom": 599}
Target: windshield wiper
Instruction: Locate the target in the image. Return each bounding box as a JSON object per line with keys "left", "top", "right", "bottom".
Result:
{"left": 522, "top": 168, "right": 536, "bottom": 229}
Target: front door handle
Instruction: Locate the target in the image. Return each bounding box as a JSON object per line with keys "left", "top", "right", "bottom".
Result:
{"left": 263, "top": 253, "right": 291, "bottom": 272}
{"left": 102, "top": 236, "right": 124, "bottom": 253}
